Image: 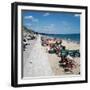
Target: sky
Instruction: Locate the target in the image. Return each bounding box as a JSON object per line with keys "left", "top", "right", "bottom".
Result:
{"left": 22, "top": 10, "right": 80, "bottom": 34}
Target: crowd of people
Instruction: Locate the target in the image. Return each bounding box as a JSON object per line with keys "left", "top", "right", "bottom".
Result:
{"left": 41, "top": 36, "right": 80, "bottom": 73}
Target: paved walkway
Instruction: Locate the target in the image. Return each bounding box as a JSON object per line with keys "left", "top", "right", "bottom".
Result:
{"left": 23, "top": 35, "right": 53, "bottom": 77}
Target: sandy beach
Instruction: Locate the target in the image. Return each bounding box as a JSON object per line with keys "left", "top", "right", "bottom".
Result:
{"left": 46, "top": 40, "right": 80, "bottom": 75}
{"left": 23, "top": 34, "right": 80, "bottom": 78}
{"left": 62, "top": 40, "right": 80, "bottom": 50}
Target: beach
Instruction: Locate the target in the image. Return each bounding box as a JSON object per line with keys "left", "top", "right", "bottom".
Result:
{"left": 23, "top": 34, "right": 80, "bottom": 78}
{"left": 46, "top": 40, "right": 80, "bottom": 75}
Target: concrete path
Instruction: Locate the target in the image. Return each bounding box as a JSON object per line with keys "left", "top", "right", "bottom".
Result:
{"left": 23, "top": 35, "right": 53, "bottom": 77}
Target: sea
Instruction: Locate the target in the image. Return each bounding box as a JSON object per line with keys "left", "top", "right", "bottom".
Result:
{"left": 42, "top": 34, "right": 80, "bottom": 44}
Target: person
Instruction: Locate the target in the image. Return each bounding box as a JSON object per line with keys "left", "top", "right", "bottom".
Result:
{"left": 59, "top": 46, "right": 68, "bottom": 63}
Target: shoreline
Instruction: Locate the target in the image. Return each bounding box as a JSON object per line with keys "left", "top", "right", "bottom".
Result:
{"left": 42, "top": 34, "right": 80, "bottom": 44}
